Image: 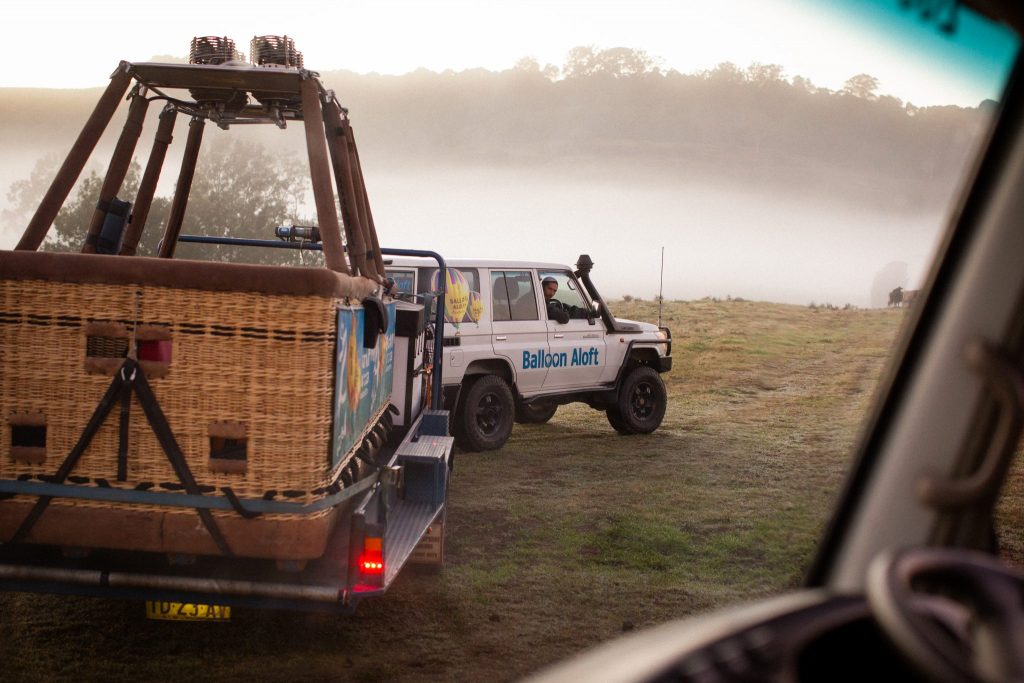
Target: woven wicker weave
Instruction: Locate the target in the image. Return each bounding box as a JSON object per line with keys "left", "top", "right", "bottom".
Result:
{"left": 0, "top": 498, "right": 342, "bottom": 559}
{"left": 0, "top": 277, "right": 352, "bottom": 499}
{"left": 0, "top": 270, "right": 393, "bottom": 561}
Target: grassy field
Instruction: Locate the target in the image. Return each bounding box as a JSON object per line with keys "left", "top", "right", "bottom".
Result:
{"left": 0, "top": 299, "right": 909, "bottom": 681}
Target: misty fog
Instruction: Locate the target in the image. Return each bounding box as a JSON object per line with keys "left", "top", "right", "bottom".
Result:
{"left": 360, "top": 162, "right": 946, "bottom": 307}
{"left": 0, "top": 157, "right": 948, "bottom": 307}
{"left": 0, "top": 56, "right": 986, "bottom": 307}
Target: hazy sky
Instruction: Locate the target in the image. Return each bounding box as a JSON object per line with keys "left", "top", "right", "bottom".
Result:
{"left": 1, "top": 0, "right": 1014, "bottom": 106}
{"left": 1, "top": 0, "right": 1015, "bottom": 305}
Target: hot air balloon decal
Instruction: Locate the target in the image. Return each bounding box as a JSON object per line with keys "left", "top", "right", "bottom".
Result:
{"left": 431, "top": 268, "right": 470, "bottom": 323}
{"left": 346, "top": 318, "right": 361, "bottom": 412}
{"left": 468, "top": 290, "right": 484, "bottom": 323}
{"left": 375, "top": 328, "right": 389, "bottom": 403}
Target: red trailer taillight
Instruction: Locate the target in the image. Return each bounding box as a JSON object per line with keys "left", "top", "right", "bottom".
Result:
{"left": 359, "top": 537, "right": 384, "bottom": 577}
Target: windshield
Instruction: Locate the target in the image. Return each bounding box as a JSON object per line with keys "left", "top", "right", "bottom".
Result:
{"left": 0, "top": 1, "right": 1019, "bottom": 681}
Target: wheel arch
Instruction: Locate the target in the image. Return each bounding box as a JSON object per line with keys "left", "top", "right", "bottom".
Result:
{"left": 443, "top": 359, "right": 517, "bottom": 412}
{"left": 463, "top": 358, "right": 517, "bottom": 391}
{"left": 627, "top": 346, "right": 662, "bottom": 368}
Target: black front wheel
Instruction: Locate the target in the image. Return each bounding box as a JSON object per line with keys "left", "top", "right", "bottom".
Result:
{"left": 614, "top": 366, "right": 667, "bottom": 434}
{"left": 606, "top": 407, "right": 635, "bottom": 434}
{"left": 455, "top": 375, "right": 515, "bottom": 452}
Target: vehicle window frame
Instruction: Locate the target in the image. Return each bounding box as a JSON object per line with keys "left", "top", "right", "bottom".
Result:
{"left": 539, "top": 270, "right": 590, "bottom": 311}
{"left": 385, "top": 267, "right": 417, "bottom": 297}
{"left": 417, "top": 266, "right": 481, "bottom": 324}
{"left": 491, "top": 269, "right": 539, "bottom": 322}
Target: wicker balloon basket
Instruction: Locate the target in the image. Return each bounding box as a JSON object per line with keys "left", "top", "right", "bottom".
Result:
{"left": 0, "top": 252, "right": 391, "bottom": 561}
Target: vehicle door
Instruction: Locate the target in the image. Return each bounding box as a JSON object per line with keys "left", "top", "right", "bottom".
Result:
{"left": 538, "top": 270, "right": 608, "bottom": 390}
{"left": 490, "top": 269, "right": 548, "bottom": 393}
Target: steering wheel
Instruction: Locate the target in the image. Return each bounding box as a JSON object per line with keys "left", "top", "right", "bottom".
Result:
{"left": 866, "top": 546, "right": 1024, "bottom": 683}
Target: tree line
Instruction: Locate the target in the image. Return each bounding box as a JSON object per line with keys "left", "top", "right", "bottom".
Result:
{"left": 308, "top": 51, "right": 985, "bottom": 209}
{"left": 2, "top": 47, "right": 991, "bottom": 254}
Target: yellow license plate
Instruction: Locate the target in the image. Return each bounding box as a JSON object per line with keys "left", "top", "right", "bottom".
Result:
{"left": 145, "top": 601, "right": 231, "bottom": 622}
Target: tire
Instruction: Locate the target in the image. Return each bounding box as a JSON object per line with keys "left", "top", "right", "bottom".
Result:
{"left": 455, "top": 375, "right": 515, "bottom": 452}
{"left": 614, "top": 366, "right": 667, "bottom": 434}
{"left": 605, "top": 407, "right": 635, "bottom": 435}
{"left": 515, "top": 401, "right": 558, "bottom": 424}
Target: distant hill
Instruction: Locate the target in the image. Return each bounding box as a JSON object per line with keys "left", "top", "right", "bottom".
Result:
{"left": 0, "top": 57, "right": 986, "bottom": 213}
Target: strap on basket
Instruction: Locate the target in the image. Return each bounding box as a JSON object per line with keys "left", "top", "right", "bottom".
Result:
{"left": 11, "top": 359, "right": 237, "bottom": 555}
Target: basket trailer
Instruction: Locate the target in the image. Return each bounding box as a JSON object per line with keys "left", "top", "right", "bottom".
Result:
{"left": 0, "top": 36, "right": 453, "bottom": 614}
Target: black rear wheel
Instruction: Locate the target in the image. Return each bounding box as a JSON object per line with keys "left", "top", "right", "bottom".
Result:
{"left": 455, "top": 375, "right": 514, "bottom": 452}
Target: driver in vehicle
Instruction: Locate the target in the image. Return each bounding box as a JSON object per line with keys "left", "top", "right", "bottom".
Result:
{"left": 542, "top": 276, "right": 590, "bottom": 324}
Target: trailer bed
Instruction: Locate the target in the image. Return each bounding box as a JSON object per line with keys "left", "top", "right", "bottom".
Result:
{"left": 0, "top": 419, "right": 453, "bottom": 614}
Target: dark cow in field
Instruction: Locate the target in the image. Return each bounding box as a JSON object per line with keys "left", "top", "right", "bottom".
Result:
{"left": 888, "top": 286, "right": 903, "bottom": 307}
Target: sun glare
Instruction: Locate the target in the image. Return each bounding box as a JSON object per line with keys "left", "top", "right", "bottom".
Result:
{"left": 1, "top": 0, "right": 1006, "bottom": 106}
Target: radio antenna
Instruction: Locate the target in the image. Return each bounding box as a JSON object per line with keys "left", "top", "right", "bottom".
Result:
{"left": 658, "top": 246, "right": 665, "bottom": 328}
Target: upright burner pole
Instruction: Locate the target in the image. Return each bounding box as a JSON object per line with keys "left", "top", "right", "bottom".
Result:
{"left": 16, "top": 64, "right": 134, "bottom": 251}
{"left": 82, "top": 88, "right": 150, "bottom": 253}
{"left": 158, "top": 116, "right": 205, "bottom": 259}
{"left": 301, "top": 76, "right": 350, "bottom": 275}
{"left": 122, "top": 106, "right": 178, "bottom": 255}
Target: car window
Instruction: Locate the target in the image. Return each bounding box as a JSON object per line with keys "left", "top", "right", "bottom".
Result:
{"left": 385, "top": 268, "right": 416, "bottom": 296}
{"left": 539, "top": 270, "right": 589, "bottom": 311}
{"left": 420, "top": 267, "right": 481, "bottom": 324}
{"left": 491, "top": 271, "right": 512, "bottom": 321}
{"left": 491, "top": 269, "right": 539, "bottom": 321}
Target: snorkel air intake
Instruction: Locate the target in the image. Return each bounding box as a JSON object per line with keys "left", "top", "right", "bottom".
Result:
{"left": 574, "top": 254, "right": 638, "bottom": 333}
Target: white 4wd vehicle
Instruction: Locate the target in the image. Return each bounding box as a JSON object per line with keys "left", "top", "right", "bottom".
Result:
{"left": 386, "top": 254, "right": 672, "bottom": 451}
